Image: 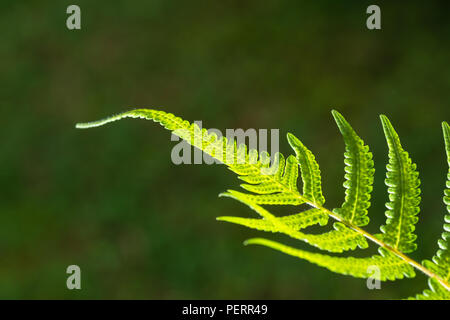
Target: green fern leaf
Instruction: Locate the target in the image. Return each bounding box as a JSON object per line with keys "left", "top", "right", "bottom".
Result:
{"left": 331, "top": 110, "right": 374, "bottom": 227}
{"left": 244, "top": 238, "right": 415, "bottom": 280}
{"left": 379, "top": 115, "right": 421, "bottom": 253}
{"left": 76, "top": 108, "right": 450, "bottom": 298}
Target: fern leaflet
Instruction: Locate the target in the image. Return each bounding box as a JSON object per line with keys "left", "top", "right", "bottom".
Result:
{"left": 331, "top": 110, "right": 374, "bottom": 227}
{"left": 379, "top": 115, "right": 421, "bottom": 253}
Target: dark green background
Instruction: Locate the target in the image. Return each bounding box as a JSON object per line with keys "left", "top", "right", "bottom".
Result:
{"left": 1, "top": 1, "right": 449, "bottom": 299}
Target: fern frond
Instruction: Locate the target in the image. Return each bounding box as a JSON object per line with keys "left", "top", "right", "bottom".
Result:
{"left": 244, "top": 238, "right": 415, "bottom": 280}
{"left": 379, "top": 115, "right": 421, "bottom": 253}
{"left": 76, "top": 108, "right": 450, "bottom": 297}
{"left": 331, "top": 110, "right": 374, "bottom": 227}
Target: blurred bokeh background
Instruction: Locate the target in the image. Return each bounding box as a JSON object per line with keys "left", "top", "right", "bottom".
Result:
{"left": 1, "top": 0, "right": 449, "bottom": 299}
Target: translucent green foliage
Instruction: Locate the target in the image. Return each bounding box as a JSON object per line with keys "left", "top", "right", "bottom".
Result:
{"left": 244, "top": 238, "right": 415, "bottom": 281}
{"left": 332, "top": 110, "right": 374, "bottom": 227}
{"left": 76, "top": 109, "right": 450, "bottom": 299}
{"left": 379, "top": 115, "right": 421, "bottom": 253}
